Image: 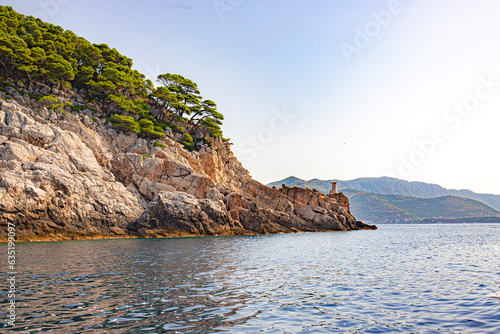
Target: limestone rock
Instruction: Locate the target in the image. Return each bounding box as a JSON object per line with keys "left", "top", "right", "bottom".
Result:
{"left": 0, "top": 100, "right": 142, "bottom": 240}
{"left": 131, "top": 191, "right": 236, "bottom": 236}
{"left": 0, "top": 97, "right": 375, "bottom": 242}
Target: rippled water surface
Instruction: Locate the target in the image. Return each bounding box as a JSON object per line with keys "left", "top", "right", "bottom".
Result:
{"left": 2, "top": 224, "right": 500, "bottom": 333}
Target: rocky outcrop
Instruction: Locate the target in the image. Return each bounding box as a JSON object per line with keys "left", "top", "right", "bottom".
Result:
{"left": 0, "top": 100, "right": 142, "bottom": 240}
{"left": 130, "top": 191, "right": 246, "bottom": 237}
{"left": 0, "top": 95, "right": 375, "bottom": 242}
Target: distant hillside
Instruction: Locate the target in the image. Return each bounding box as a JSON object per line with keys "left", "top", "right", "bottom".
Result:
{"left": 342, "top": 189, "right": 500, "bottom": 223}
{"left": 267, "top": 176, "right": 500, "bottom": 212}
{"left": 419, "top": 217, "right": 500, "bottom": 224}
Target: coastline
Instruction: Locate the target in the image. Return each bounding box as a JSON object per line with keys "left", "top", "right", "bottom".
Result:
{"left": 0, "top": 7, "right": 374, "bottom": 241}
{"left": 0, "top": 224, "right": 377, "bottom": 243}
{"left": 1, "top": 96, "right": 375, "bottom": 241}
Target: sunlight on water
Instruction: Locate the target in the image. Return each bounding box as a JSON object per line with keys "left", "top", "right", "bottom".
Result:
{"left": 1, "top": 224, "right": 500, "bottom": 333}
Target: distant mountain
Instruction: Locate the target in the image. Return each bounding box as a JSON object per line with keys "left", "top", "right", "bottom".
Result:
{"left": 267, "top": 176, "right": 500, "bottom": 212}
{"left": 342, "top": 189, "right": 500, "bottom": 223}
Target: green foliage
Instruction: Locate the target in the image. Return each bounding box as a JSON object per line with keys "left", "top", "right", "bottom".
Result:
{"left": 0, "top": 6, "right": 148, "bottom": 98}
{"left": 39, "top": 95, "right": 59, "bottom": 105}
{"left": 39, "top": 95, "right": 64, "bottom": 112}
{"left": 154, "top": 141, "right": 167, "bottom": 148}
{"left": 166, "top": 123, "right": 181, "bottom": 132}
{"left": 111, "top": 114, "right": 140, "bottom": 133}
{"left": 149, "top": 86, "right": 183, "bottom": 122}
{"left": 189, "top": 99, "right": 223, "bottom": 125}
{"left": 111, "top": 114, "right": 165, "bottom": 138}
{"left": 87, "top": 78, "right": 117, "bottom": 97}
{"left": 45, "top": 53, "right": 75, "bottom": 82}
{"left": 109, "top": 94, "right": 149, "bottom": 117}
{"left": 155, "top": 73, "right": 224, "bottom": 141}
{"left": 0, "top": 5, "right": 226, "bottom": 146}
{"left": 180, "top": 132, "right": 194, "bottom": 148}
{"left": 138, "top": 118, "right": 165, "bottom": 138}
{"left": 156, "top": 73, "right": 201, "bottom": 119}
{"left": 201, "top": 117, "right": 224, "bottom": 138}
{"left": 27, "top": 92, "right": 43, "bottom": 100}
{"left": 142, "top": 154, "right": 150, "bottom": 159}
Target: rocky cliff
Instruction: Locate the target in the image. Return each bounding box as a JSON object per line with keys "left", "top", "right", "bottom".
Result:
{"left": 0, "top": 89, "right": 375, "bottom": 241}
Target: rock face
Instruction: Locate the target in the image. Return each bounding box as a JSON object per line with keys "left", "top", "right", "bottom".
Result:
{"left": 0, "top": 96, "right": 375, "bottom": 241}
{"left": 0, "top": 100, "right": 142, "bottom": 240}
{"left": 131, "top": 191, "right": 242, "bottom": 237}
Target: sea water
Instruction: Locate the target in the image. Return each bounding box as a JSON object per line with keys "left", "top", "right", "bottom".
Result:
{"left": 1, "top": 224, "right": 500, "bottom": 333}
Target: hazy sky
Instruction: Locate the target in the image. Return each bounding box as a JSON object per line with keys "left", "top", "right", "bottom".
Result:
{"left": 4, "top": 0, "right": 500, "bottom": 194}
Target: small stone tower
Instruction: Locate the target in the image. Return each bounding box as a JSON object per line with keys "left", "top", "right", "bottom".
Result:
{"left": 329, "top": 181, "right": 337, "bottom": 195}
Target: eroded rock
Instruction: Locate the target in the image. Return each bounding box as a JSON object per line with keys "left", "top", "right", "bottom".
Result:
{"left": 0, "top": 98, "right": 375, "bottom": 242}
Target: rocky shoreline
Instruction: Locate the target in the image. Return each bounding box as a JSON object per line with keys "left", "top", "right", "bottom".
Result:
{"left": 0, "top": 91, "right": 375, "bottom": 242}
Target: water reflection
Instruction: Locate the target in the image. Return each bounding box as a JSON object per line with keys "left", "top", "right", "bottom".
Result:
{"left": 1, "top": 238, "right": 249, "bottom": 332}
{"left": 1, "top": 225, "right": 500, "bottom": 333}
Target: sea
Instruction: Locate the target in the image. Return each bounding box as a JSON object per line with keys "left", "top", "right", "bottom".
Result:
{"left": 1, "top": 224, "right": 500, "bottom": 333}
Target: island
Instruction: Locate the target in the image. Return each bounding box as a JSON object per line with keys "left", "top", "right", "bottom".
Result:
{"left": 0, "top": 6, "right": 375, "bottom": 242}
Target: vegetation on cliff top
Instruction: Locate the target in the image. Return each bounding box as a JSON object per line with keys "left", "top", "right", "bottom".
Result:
{"left": 0, "top": 5, "right": 225, "bottom": 147}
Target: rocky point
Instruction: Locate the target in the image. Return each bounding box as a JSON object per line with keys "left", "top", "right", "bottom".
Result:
{"left": 0, "top": 87, "right": 375, "bottom": 241}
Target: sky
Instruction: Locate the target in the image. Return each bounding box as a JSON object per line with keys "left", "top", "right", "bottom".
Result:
{"left": 3, "top": 0, "right": 500, "bottom": 194}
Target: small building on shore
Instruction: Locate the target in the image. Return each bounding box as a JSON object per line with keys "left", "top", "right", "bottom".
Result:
{"left": 329, "top": 181, "right": 337, "bottom": 195}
